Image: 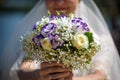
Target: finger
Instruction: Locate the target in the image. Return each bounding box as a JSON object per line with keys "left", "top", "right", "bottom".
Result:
{"left": 64, "top": 77, "right": 73, "bottom": 80}
{"left": 41, "top": 61, "right": 64, "bottom": 69}
{"left": 64, "top": 78, "right": 73, "bottom": 80}
{"left": 63, "top": 71, "right": 73, "bottom": 80}
{"left": 20, "top": 61, "right": 36, "bottom": 71}
{"left": 40, "top": 67, "right": 71, "bottom": 76}
{"left": 47, "top": 72, "right": 70, "bottom": 80}
{"left": 57, "top": 71, "right": 73, "bottom": 80}
{"left": 58, "top": 78, "right": 65, "bottom": 80}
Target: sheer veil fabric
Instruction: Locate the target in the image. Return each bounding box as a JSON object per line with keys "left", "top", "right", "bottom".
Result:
{"left": 1, "top": 0, "right": 120, "bottom": 80}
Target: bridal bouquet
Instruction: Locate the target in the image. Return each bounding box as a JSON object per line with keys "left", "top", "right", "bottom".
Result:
{"left": 21, "top": 14, "right": 100, "bottom": 70}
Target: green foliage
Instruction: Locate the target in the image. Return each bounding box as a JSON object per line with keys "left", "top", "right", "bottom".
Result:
{"left": 85, "top": 32, "right": 94, "bottom": 43}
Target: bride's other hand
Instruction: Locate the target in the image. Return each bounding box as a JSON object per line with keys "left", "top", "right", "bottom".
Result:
{"left": 73, "top": 70, "right": 106, "bottom": 80}
{"left": 40, "top": 61, "right": 73, "bottom": 80}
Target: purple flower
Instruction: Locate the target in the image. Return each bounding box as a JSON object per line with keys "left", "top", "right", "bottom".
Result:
{"left": 71, "top": 18, "right": 81, "bottom": 24}
{"left": 32, "top": 34, "right": 44, "bottom": 47}
{"left": 78, "top": 18, "right": 82, "bottom": 20}
{"left": 80, "top": 22, "right": 89, "bottom": 31}
{"left": 50, "top": 15, "right": 57, "bottom": 20}
{"left": 59, "top": 14, "right": 67, "bottom": 18}
{"left": 32, "top": 25, "right": 37, "bottom": 30}
{"left": 48, "top": 34, "right": 63, "bottom": 50}
{"left": 41, "top": 23, "right": 57, "bottom": 37}
{"left": 71, "top": 19, "right": 76, "bottom": 23}
{"left": 71, "top": 18, "right": 90, "bottom": 32}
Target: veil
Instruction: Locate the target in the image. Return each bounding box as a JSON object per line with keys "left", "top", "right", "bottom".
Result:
{"left": 1, "top": 0, "right": 120, "bottom": 80}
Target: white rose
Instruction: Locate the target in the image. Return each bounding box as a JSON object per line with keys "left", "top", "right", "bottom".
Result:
{"left": 41, "top": 38, "right": 52, "bottom": 51}
{"left": 72, "top": 33, "right": 89, "bottom": 49}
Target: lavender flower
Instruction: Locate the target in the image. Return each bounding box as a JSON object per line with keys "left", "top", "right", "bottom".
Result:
{"left": 71, "top": 18, "right": 90, "bottom": 32}
{"left": 41, "top": 23, "right": 57, "bottom": 37}
{"left": 32, "top": 34, "right": 44, "bottom": 47}
{"left": 80, "top": 22, "right": 89, "bottom": 31}
{"left": 50, "top": 15, "right": 57, "bottom": 20}
{"left": 32, "top": 24, "right": 37, "bottom": 30}
{"left": 49, "top": 34, "right": 63, "bottom": 50}
{"left": 59, "top": 14, "right": 67, "bottom": 18}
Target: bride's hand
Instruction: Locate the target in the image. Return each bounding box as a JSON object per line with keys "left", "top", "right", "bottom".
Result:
{"left": 40, "top": 61, "right": 73, "bottom": 80}
{"left": 18, "top": 61, "right": 73, "bottom": 80}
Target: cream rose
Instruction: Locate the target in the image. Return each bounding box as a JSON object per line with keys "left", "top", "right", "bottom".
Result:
{"left": 41, "top": 38, "right": 52, "bottom": 51}
{"left": 72, "top": 33, "right": 89, "bottom": 49}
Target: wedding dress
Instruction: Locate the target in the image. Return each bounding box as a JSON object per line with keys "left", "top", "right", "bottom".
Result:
{"left": 1, "top": 0, "right": 120, "bottom": 80}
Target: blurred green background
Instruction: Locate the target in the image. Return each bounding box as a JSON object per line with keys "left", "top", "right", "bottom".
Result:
{"left": 0, "top": 0, "right": 120, "bottom": 79}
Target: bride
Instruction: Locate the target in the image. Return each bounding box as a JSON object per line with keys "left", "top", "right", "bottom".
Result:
{"left": 1, "top": 0, "right": 120, "bottom": 80}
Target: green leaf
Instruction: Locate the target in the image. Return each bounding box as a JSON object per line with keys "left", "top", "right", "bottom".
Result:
{"left": 48, "top": 11, "right": 51, "bottom": 16}
{"left": 37, "top": 25, "right": 42, "bottom": 31}
{"left": 56, "top": 11, "right": 60, "bottom": 16}
{"left": 85, "top": 32, "right": 94, "bottom": 43}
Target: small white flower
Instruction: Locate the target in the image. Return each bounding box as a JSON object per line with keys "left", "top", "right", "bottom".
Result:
{"left": 25, "top": 32, "right": 34, "bottom": 42}
{"left": 72, "top": 33, "right": 89, "bottom": 49}
{"left": 39, "top": 17, "right": 50, "bottom": 24}
{"left": 41, "top": 38, "right": 52, "bottom": 51}
{"left": 36, "top": 21, "right": 40, "bottom": 26}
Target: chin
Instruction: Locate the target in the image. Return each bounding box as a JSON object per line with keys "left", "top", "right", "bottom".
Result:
{"left": 51, "top": 11, "right": 74, "bottom": 16}
{"left": 59, "top": 11, "right": 74, "bottom": 16}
